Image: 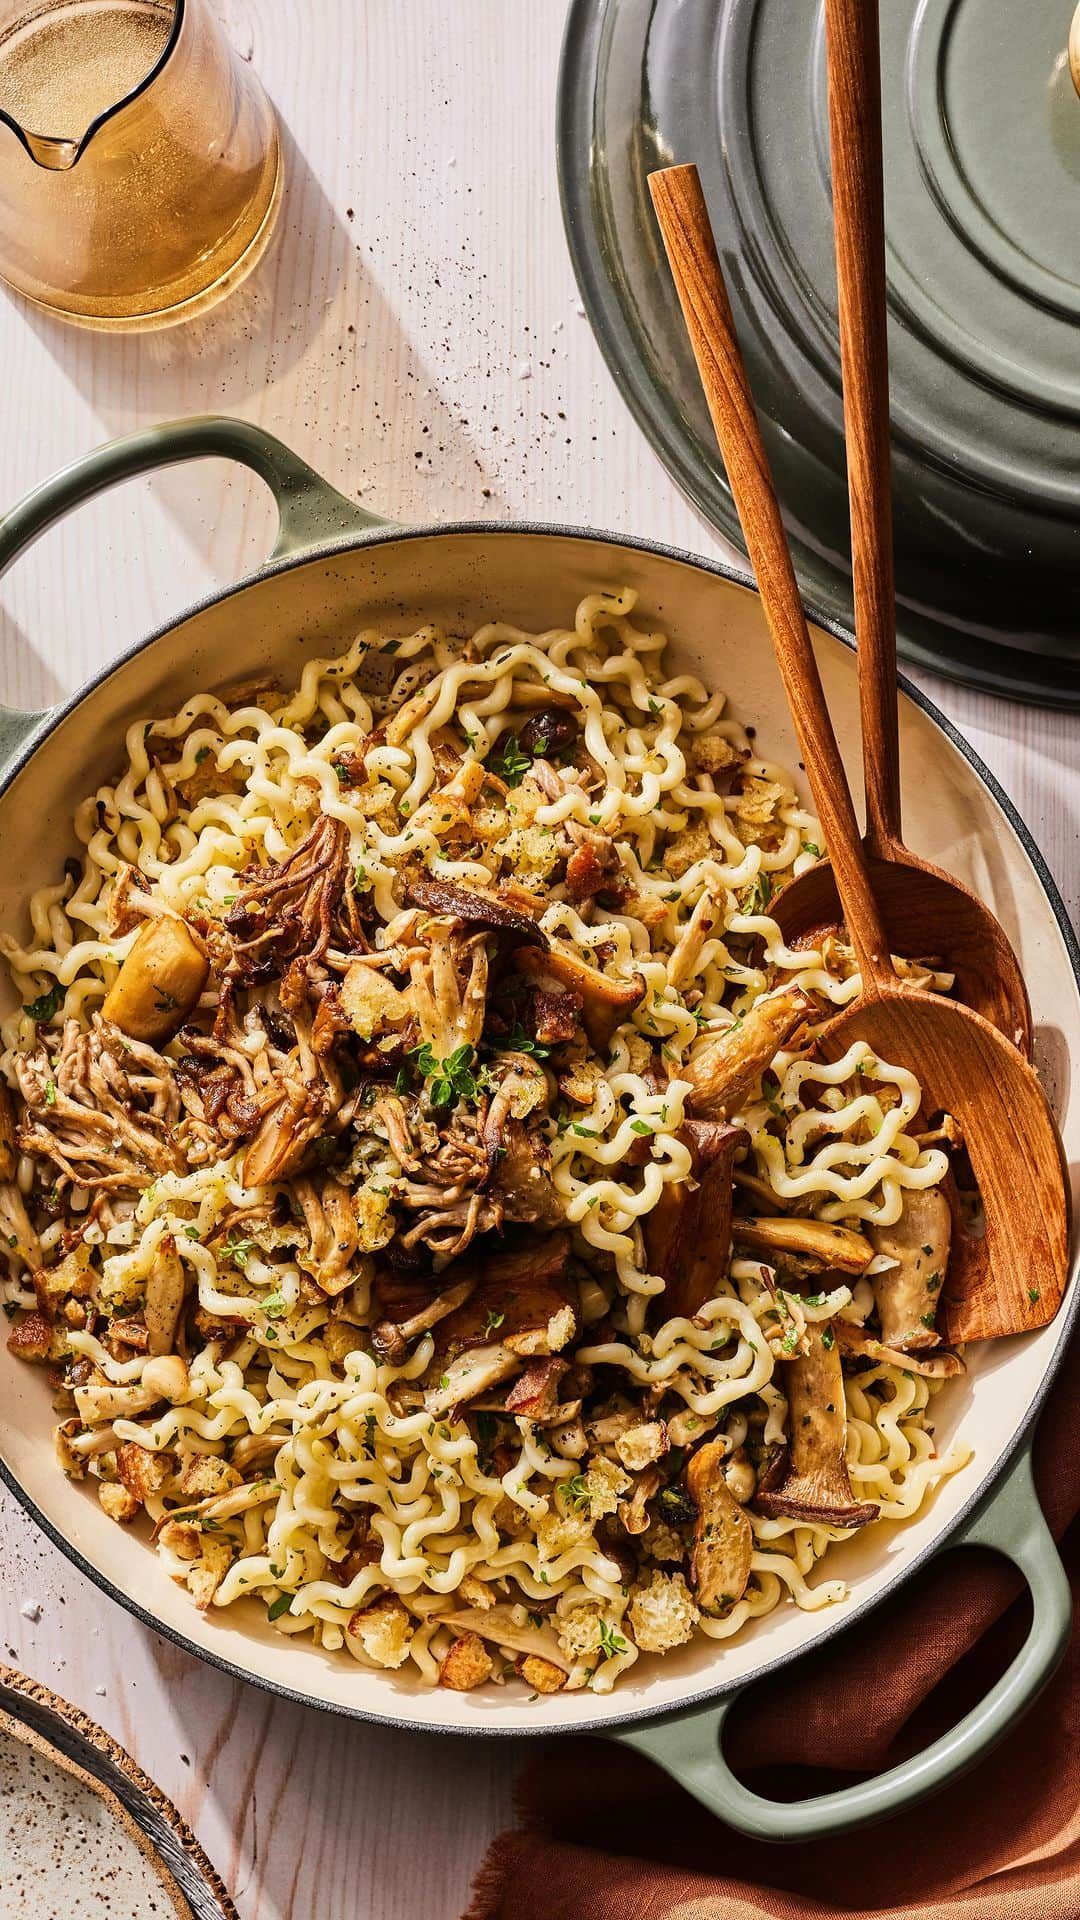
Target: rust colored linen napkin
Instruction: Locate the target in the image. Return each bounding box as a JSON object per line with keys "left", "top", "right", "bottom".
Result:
{"left": 466, "top": 1330, "right": 1080, "bottom": 1920}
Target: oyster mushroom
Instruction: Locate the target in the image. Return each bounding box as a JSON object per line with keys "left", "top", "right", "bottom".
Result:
{"left": 144, "top": 1242, "right": 188, "bottom": 1356}
{"left": 832, "top": 1320, "right": 963, "bottom": 1379}
{"left": 407, "top": 873, "right": 548, "bottom": 947}
{"left": 686, "top": 1436, "right": 753, "bottom": 1613}
{"left": 74, "top": 1353, "right": 189, "bottom": 1425}
{"left": 732, "top": 1216, "right": 873, "bottom": 1278}
{"left": 868, "top": 1186, "right": 951, "bottom": 1351}
{"left": 755, "top": 1327, "right": 878, "bottom": 1529}
{"left": 644, "top": 1120, "right": 744, "bottom": 1317}
{"left": 683, "top": 984, "right": 816, "bottom": 1120}
{"left": 439, "top": 1607, "right": 572, "bottom": 1671}
{"left": 514, "top": 944, "right": 646, "bottom": 1052}
{"left": 102, "top": 916, "right": 209, "bottom": 1044}
{"left": 371, "top": 1272, "right": 479, "bottom": 1363}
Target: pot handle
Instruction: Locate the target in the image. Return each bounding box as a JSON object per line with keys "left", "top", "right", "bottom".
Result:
{"left": 611, "top": 1438, "right": 1070, "bottom": 1841}
{"left": 0, "top": 416, "right": 390, "bottom": 768}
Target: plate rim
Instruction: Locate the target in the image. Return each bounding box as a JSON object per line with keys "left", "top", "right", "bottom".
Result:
{"left": 0, "top": 1663, "right": 236, "bottom": 1920}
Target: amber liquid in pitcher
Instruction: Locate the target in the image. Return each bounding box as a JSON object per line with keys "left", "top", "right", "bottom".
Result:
{"left": 0, "top": 0, "right": 281, "bottom": 328}
{"left": 0, "top": 1, "right": 174, "bottom": 141}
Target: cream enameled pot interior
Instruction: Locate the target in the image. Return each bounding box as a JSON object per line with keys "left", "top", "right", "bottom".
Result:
{"left": 0, "top": 529, "right": 1075, "bottom": 1734}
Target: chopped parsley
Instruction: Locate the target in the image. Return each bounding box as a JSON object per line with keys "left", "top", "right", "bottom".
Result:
{"left": 412, "top": 1040, "right": 478, "bottom": 1111}
{"left": 629, "top": 1119, "right": 652, "bottom": 1136}
{"left": 487, "top": 733, "right": 532, "bottom": 787}
{"left": 597, "top": 1619, "right": 628, "bottom": 1660}
{"left": 802, "top": 840, "right": 822, "bottom": 859}
{"left": 23, "top": 983, "right": 63, "bottom": 1024}
{"left": 154, "top": 988, "right": 180, "bottom": 1014}
{"left": 562, "top": 1472, "right": 591, "bottom": 1512}
{"left": 267, "top": 1592, "right": 293, "bottom": 1622}
{"left": 497, "top": 1022, "right": 550, "bottom": 1061}
{"left": 194, "top": 745, "right": 212, "bottom": 764}
{"left": 44, "top": 1079, "right": 57, "bottom": 1106}
{"left": 220, "top": 1234, "right": 254, "bottom": 1269}
{"left": 741, "top": 870, "right": 774, "bottom": 916}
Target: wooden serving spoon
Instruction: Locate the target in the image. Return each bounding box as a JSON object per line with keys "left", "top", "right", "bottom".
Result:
{"left": 767, "top": 0, "right": 1031, "bottom": 1055}
{"left": 649, "top": 162, "right": 1070, "bottom": 1343}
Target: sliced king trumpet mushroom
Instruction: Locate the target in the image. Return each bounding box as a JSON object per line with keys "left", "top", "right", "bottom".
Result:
{"left": 686, "top": 1436, "right": 754, "bottom": 1613}
{"left": 644, "top": 1120, "right": 745, "bottom": 1317}
{"left": 683, "top": 983, "right": 816, "bottom": 1120}
{"left": 832, "top": 1320, "right": 963, "bottom": 1379}
{"left": 755, "top": 1326, "right": 878, "bottom": 1529}
{"left": 868, "top": 1186, "right": 952, "bottom": 1351}
{"left": 143, "top": 1242, "right": 188, "bottom": 1356}
{"left": 732, "top": 1216, "right": 873, "bottom": 1279}
{"left": 101, "top": 916, "right": 209, "bottom": 1044}
{"left": 514, "top": 943, "right": 646, "bottom": 1052}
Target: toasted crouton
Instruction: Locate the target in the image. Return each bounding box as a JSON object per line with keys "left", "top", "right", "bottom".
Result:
{"left": 615, "top": 1421, "right": 669, "bottom": 1473}
{"left": 98, "top": 1481, "right": 140, "bottom": 1524}
{"left": 627, "top": 1570, "right": 700, "bottom": 1653}
{"left": 177, "top": 1454, "right": 242, "bottom": 1499}
{"left": 438, "top": 1630, "right": 493, "bottom": 1692}
{"left": 340, "top": 963, "right": 412, "bottom": 1040}
{"left": 663, "top": 818, "right": 713, "bottom": 880}
{"left": 518, "top": 1654, "right": 565, "bottom": 1694}
{"left": 117, "top": 1441, "right": 175, "bottom": 1505}
{"left": 347, "top": 1593, "right": 413, "bottom": 1669}
{"left": 186, "top": 1537, "right": 233, "bottom": 1610}
{"left": 688, "top": 730, "right": 745, "bottom": 777}
{"left": 7, "top": 1310, "right": 60, "bottom": 1364}
{"left": 157, "top": 1518, "right": 202, "bottom": 1561}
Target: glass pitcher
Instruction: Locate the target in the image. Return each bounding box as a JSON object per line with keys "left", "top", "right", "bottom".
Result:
{"left": 0, "top": 0, "right": 282, "bottom": 328}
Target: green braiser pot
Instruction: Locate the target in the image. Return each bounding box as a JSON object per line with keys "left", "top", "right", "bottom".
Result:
{"left": 0, "top": 418, "right": 1075, "bottom": 1843}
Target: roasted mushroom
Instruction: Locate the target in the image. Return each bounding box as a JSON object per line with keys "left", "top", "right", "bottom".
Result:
{"left": 832, "top": 1320, "right": 963, "bottom": 1379}
{"left": 755, "top": 1327, "right": 878, "bottom": 1529}
{"left": 101, "top": 916, "right": 209, "bottom": 1044}
{"left": 644, "top": 1120, "right": 744, "bottom": 1317}
{"left": 406, "top": 874, "right": 547, "bottom": 947}
{"left": 686, "top": 1437, "right": 754, "bottom": 1613}
{"left": 372, "top": 1272, "right": 479, "bottom": 1363}
{"left": 514, "top": 944, "right": 646, "bottom": 1052}
{"left": 732, "top": 1216, "right": 873, "bottom": 1278}
{"left": 144, "top": 1243, "right": 187, "bottom": 1355}
{"left": 868, "top": 1186, "right": 951, "bottom": 1351}
{"left": 683, "top": 984, "right": 816, "bottom": 1120}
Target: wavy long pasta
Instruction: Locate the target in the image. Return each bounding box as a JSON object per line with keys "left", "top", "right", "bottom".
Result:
{"left": 0, "top": 590, "right": 970, "bottom": 1696}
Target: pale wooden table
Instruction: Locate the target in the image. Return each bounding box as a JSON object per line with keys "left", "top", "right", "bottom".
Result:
{"left": 0, "top": 4, "right": 1075, "bottom": 1916}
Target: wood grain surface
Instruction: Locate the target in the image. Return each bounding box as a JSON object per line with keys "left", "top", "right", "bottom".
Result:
{"left": 0, "top": 5, "right": 1076, "bottom": 1917}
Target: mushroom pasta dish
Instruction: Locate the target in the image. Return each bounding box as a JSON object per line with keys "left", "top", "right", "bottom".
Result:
{"left": 0, "top": 590, "right": 971, "bottom": 1697}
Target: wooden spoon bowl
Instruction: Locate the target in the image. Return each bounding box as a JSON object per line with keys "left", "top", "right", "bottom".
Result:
{"left": 649, "top": 160, "right": 1071, "bottom": 1348}
{"left": 773, "top": 848, "right": 1032, "bottom": 1054}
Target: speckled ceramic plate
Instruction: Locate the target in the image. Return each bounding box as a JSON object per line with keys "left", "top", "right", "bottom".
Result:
{"left": 557, "top": 0, "right": 1080, "bottom": 708}
{"left": 0, "top": 1667, "right": 235, "bottom": 1920}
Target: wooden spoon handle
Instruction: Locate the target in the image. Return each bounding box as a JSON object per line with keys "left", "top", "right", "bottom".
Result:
{"left": 648, "top": 164, "right": 891, "bottom": 988}
{"left": 824, "top": 0, "right": 901, "bottom": 857}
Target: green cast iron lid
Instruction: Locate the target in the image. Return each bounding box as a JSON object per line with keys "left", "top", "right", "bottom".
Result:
{"left": 558, "top": 0, "right": 1080, "bottom": 707}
